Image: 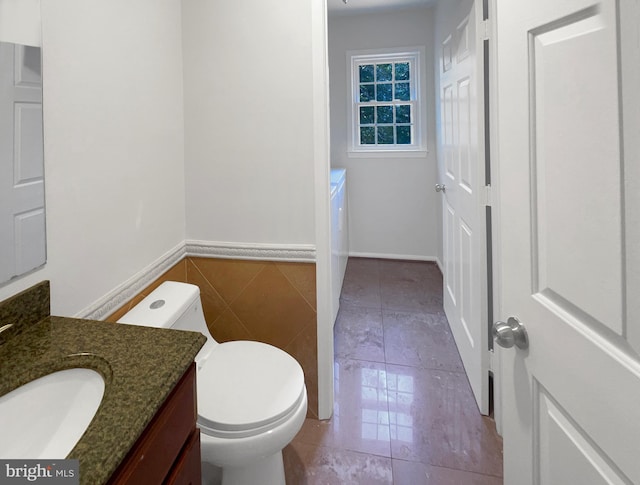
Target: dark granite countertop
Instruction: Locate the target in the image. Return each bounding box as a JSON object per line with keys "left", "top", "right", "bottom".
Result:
{"left": 0, "top": 282, "right": 206, "bottom": 485}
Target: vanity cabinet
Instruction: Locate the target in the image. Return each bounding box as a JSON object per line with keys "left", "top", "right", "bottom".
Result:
{"left": 107, "top": 363, "right": 201, "bottom": 485}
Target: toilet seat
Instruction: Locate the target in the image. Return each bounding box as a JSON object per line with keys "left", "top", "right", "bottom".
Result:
{"left": 196, "top": 341, "right": 305, "bottom": 439}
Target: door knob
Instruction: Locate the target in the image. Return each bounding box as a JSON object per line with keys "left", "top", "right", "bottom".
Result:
{"left": 435, "top": 184, "right": 446, "bottom": 193}
{"left": 492, "top": 317, "right": 528, "bottom": 350}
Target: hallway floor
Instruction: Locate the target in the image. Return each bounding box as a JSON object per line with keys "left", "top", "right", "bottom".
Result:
{"left": 283, "top": 258, "right": 503, "bottom": 484}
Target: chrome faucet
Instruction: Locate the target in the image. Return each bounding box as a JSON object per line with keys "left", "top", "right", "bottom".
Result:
{"left": 0, "top": 324, "right": 15, "bottom": 344}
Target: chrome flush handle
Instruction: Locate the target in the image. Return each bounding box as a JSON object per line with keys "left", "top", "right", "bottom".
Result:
{"left": 492, "top": 317, "right": 528, "bottom": 350}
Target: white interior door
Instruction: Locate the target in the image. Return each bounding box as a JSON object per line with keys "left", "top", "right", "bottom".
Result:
{"left": 496, "top": 0, "right": 640, "bottom": 482}
{"left": 439, "top": 0, "right": 489, "bottom": 414}
{"left": 0, "top": 41, "right": 45, "bottom": 283}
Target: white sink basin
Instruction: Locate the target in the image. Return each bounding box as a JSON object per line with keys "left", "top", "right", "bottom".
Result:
{"left": 0, "top": 368, "right": 105, "bottom": 458}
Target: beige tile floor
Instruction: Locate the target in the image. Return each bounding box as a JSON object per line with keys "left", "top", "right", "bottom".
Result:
{"left": 283, "top": 258, "right": 503, "bottom": 484}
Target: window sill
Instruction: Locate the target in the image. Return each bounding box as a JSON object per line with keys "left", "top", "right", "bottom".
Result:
{"left": 347, "top": 149, "right": 428, "bottom": 159}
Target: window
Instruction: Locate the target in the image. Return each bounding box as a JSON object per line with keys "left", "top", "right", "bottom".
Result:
{"left": 348, "top": 48, "right": 426, "bottom": 157}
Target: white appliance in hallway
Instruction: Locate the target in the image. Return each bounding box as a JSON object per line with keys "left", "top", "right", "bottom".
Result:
{"left": 330, "top": 168, "right": 348, "bottom": 324}
{"left": 496, "top": 0, "right": 640, "bottom": 482}
{"left": 436, "top": 0, "right": 489, "bottom": 414}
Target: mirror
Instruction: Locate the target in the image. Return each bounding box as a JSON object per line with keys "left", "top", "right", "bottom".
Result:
{"left": 0, "top": 41, "right": 45, "bottom": 285}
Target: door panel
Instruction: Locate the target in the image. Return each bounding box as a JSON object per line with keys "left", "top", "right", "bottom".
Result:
{"left": 439, "top": 0, "right": 488, "bottom": 414}
{"left": 443, "top": 83, "right": 455, "bottom": 178}
{"left": 457, "top": 17, "right": 471, "bottom": 61}
{"left": 530, "top": 7, "right": 623, "bottom": 334}
{"left": 443, "top": 35, "right": 453, "bottom": 73}
{"left": 444, "top": 201, "right": 457, "bottom": 305}
{"left": 458, "top": 77, "right": 473, "bottom": 191}
{"left": 459, "top": 219, "right": 474, "bottom": 344}
{"left": 15, "top": 102, "right": 44, "bottom": 182}
{"left": 535, "top": 382, "right": 630, "bottom": 485}
{"left": 496, "top": 0, "right": 640, "bottom": 482}
{"left": 15, "top": 208, "right": 45, "bottom": 275}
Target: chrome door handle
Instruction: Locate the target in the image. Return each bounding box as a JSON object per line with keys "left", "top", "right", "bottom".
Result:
{"left": 492, "top": 317, "right": 528, "bottom": 350}
{"left": 435, "top": 184, "right": 446, "bottom": 193}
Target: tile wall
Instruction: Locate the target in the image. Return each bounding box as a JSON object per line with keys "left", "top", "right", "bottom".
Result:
{"left": 106, "top": 257, "right": 318, "bottom": 418}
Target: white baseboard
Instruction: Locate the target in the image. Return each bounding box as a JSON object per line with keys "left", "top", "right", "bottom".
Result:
{"left": 77, "top": 242, "right": 186, "bottom": 321}
{"left": 349, "top": 251, "right": 441, "bottom": 266}
{"left": 186, "top": 240, "right": 316, "bottom": 262}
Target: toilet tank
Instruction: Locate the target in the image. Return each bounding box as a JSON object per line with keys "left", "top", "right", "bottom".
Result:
{"left": 118, "top": 281, "right": 218, "bottom": 365}
{"left": 117, "top": 281, "right": 207, "bottom": 334}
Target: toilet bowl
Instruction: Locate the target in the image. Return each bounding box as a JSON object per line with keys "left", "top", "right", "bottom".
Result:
{"left": 118, "top": 281, "right": 307, "bottom": 485}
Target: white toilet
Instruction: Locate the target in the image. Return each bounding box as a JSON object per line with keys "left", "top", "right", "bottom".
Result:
{"left": 117, "top": 281, "right": 307, "bottom": 485}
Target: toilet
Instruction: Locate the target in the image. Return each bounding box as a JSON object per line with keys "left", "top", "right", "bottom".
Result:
{"left": 117, "top": 281, "right": 307, "bottom": 485}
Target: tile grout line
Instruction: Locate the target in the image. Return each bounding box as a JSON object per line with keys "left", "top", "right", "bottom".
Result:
{"left": 191, "top": 256, "right": 267, "bottom": 308}
{"left": 275, "top": 263, "right": 318, "bottom": 314}
{"left": 377, "top": 259, "right": 398, "bottom": 483}
{"left": 390, "top": 458, "right": 505, "bottom": 480}
{"left": 349, "top": 257, "right": 394, "bottom": 480}
{"left": 188, "top": 258, "right": 230, "bottom": 307}
{"left": 383, "top": 359, "right": 395, "bottom": 483}
{"left": 188, "top": 259, "right": 256, "bottom": 340}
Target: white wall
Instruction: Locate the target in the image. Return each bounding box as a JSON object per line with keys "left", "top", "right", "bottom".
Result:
{"left": 182, "top": 0, "right": 316, "bottom": 246}
{"left": 0, "top": 0, "right": 186, "bottom": 316}
{"left": 328, "top": 8, "right": 440, "bottom": 261}
{"left": 0, "top": 0, "right": 41, "bottom": 47}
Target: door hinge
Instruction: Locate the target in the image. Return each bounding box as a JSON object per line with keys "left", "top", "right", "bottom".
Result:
{"left": 481, "top": 19, "right": 491, "bottom": 40}
{"left": 483, "top": 185, "right": 492, "bottom": 206}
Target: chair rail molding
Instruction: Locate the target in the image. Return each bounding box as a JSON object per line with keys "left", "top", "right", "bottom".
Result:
{"left": 78, "top": 240, "right": 317, "bottom": 321}
{"left": 185, "top": 240, "right": 316, "bottom": 262}
{"left": 77, "top": 242, "right": 186, "bottom": 321}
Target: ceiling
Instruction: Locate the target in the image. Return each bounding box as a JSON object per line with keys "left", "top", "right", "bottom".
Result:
{"left": 327, "top": 0, "right": 437, "bottom": 16}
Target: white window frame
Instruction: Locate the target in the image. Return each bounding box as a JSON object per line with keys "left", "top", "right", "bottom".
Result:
{"left": 347, "top": 47, "right": 427, "bottom": 158}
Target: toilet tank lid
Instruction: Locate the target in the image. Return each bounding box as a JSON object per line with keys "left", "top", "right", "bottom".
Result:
{"left": 117, "top": 281, "right": 200, "bottom": 328}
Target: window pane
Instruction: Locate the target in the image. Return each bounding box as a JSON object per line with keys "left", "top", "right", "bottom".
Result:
{"left": 395, "top": 82, "right": 410, "bottom": 101}
{"left": 396, "top": 105, "right": 411, "bottom": 123}
{"left": 359, "top": 64, "right": 374, "bottom": 83}
{"left": 397, "top": 126, "right": 411, "bottom": 144}
{"left": 395, "top": 62, "right": 410, "bottom": 81}
{"left": 377, "top": 83, "right": 392, "bottom": 102}
{"left": 376, "top": 63, "right": 393, "bottom": 82}
{"left": 361, "top": 127, "right": 376, "bottom": 144}
{"left": 360, "top": 84, "right": 375, "bottom": 102}
{"left": 352, "top": 51, "right": 421, "bottom": 151}
{"left": 377, "top": 106, "right": 393, "bottom": 124}
{"left": 377, "top": 126, "right": 394, "bottom": 144}
{"left": 360, "top": 106, "right": 374, "bottom": 125}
